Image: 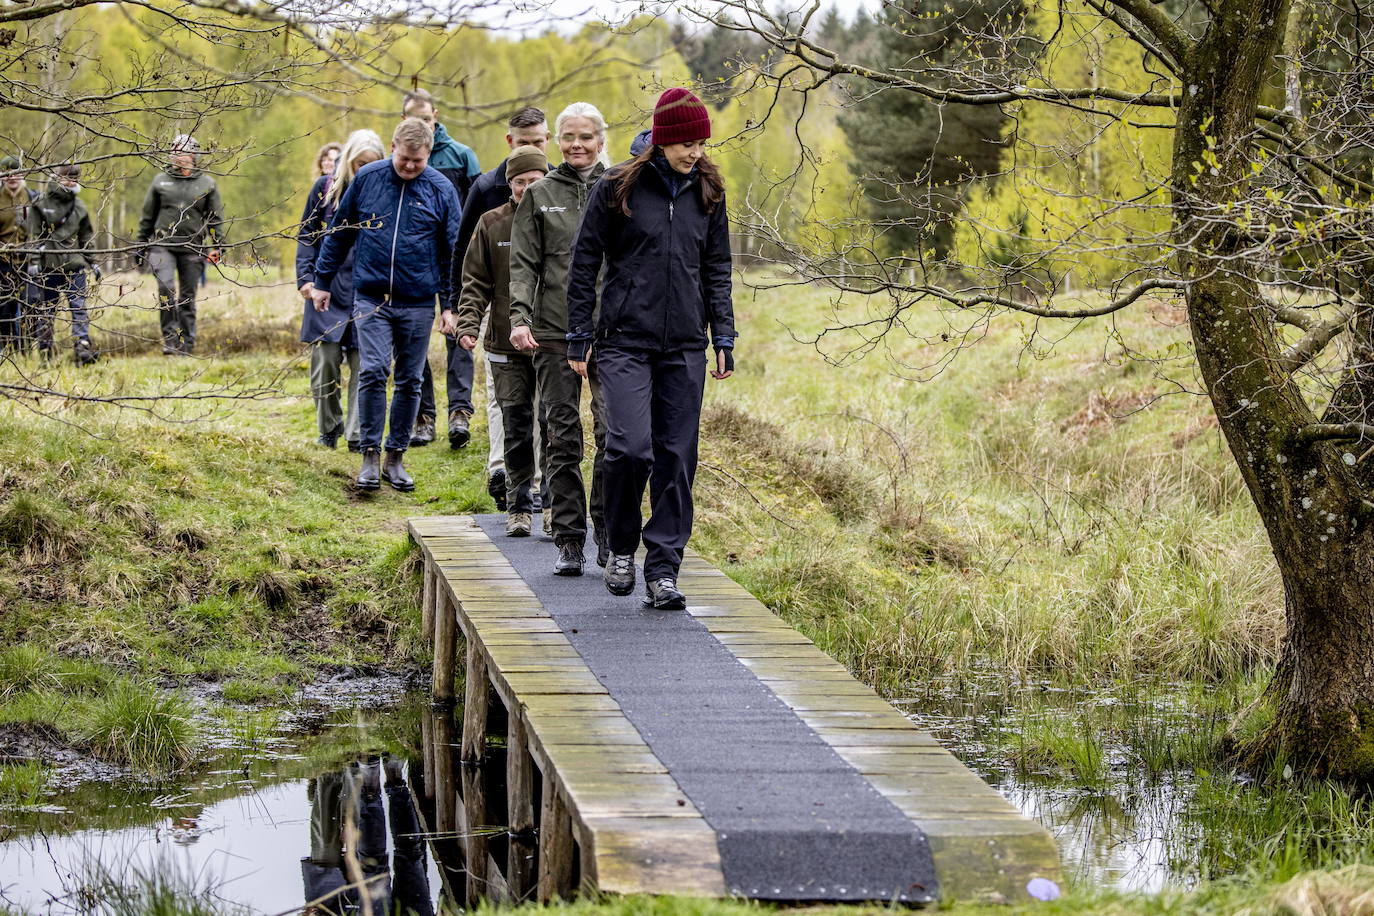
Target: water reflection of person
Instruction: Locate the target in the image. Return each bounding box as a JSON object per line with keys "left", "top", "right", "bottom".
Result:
{"left": 301, "top": 757, "right": 434, "bottom": 916}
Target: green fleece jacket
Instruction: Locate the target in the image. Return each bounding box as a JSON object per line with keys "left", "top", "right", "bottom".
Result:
{"left": 452, "top": 199, "right": 520, "bottom": 357}
{"left": 137, "top": 167, "right": 224, "bottom": 250}
{"left": 26, "top": 186, "right": 93, "bottom": 273}
{"left": 508, "top": 162, "right": 605, "bottom": 355}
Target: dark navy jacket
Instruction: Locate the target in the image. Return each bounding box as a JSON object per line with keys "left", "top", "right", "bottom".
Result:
{"left": 295, "top": 175, "right": 356, "bottom": 345}
{"left": 567, "top": 159, "right": 735, "bottom": 353}
{"left": 314, "top": 159, "right": 462, "bottom": 308}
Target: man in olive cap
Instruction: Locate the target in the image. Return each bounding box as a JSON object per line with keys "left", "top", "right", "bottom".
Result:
{"left": 137, "top": 134, "right": 224, "bottom": 355}
{"left": 0, "top": 155, "right": 36, "bottom": 354}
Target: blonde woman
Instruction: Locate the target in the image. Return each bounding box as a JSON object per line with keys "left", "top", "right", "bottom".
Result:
{"left": 295, "top": 129, "right": 384, "bottom": 450}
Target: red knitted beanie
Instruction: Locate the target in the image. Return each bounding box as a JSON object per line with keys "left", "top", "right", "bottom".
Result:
{"left": 650, "top": 88, "right": 711, "bottom": 146}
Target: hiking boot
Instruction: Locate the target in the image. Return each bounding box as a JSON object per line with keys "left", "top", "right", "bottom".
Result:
{"left": 554, "top": 540, "right": 584, "bottom": 576}
{"left": 316, "top": 433, "right": 338, "bottom": 449}
{"left": 448, "top": 410, "right": 471, "bottom": 449}
{"left": 596, "top": 544, "right": 610, "bottom": 568}
{"left": 644, "top": 578, "right": 686, "bottom": 611}
{"left": 487, "top": 469, "right": 508, "bottom": 511}
{"left": 604, "top": 553, "right": 635, "bottom": 596}
{"left": 382, "top": 449, "right": 415, "bottom": 492}
{"left": 506, "top": 512, "right": 532, "bottom": 537}
{"left": 74, "top": 338, "right": 97, "bottom": 365}
{"left": 410, "top": 415, "right": 436, "bottom": 448}
{"left": 542, "top": 510, "right": 553, "bottom": 537}
{"left": 357, "top": 448, "right": 381, "bottom": 491}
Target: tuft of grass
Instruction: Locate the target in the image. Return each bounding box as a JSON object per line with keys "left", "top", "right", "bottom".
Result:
{"left": 1011, "top": 715, "right": 1109, "bottom": 785}
{"left": 0, "top": 645, "right": 59, "bottom": 700}
{"left": 0, "top": 492, "right": 86, "bottom": 559}
{"left": 0, "top": 760, "right": 48, "bottom": 808}
{"left": 77, "top": 681, "right": 198, "bottom": 771}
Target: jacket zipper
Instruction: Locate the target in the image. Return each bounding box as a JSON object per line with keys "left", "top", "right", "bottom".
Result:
{"left": 389, "top": 180, "right": 407, "bottom": 300}
{"left": 663, "top": 189, "right": 674, "bottom": 349}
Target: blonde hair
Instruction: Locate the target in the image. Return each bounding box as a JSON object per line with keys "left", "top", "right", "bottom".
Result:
{"left": 326, "top": 129, "right": 385, "bottom": 209}
{"left": 554, "top": 102, "right": 611, "bottom": 167}
{"left": 393, "top": 117, "right": 434, "bottom": 152}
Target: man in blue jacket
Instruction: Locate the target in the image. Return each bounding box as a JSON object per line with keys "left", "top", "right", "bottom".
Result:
{"left": 312, "top": 118, "right": 462, "bottom": 493}
{"left": 401, "top": 88, "right": 482, "bottom": 451}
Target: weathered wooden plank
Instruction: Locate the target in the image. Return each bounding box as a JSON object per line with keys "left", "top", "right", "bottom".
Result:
{"left": 537, "top": 784, "right": 576, "bottom": 902}
{"left": 461, "top": 640, "right": 489, "bottom": 762}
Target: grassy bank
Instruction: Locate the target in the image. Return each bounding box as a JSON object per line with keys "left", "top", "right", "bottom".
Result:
{"left": 1, "top": 269, "right": 1369, "bottom": 912}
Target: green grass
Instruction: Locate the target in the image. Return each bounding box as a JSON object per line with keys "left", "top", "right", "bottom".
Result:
{"left": 0, "top": 270, "right": 1360, "bottom": 913}
{"left": 76, "top": 680, "right": 198, "bottom": 771}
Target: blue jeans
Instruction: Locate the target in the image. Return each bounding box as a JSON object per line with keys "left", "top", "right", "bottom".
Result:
{"left": 354, "top": 296, "right": 434, "bottom": 452}
{"left": 31, "top": 270, "right": 89, "bottom": 352}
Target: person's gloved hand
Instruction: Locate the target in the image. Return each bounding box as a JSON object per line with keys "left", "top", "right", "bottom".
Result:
{"left": 711, "top": 344, "right": 734, "bottom": 380}
{"left": 89, "top": 263, "right": 103, "bottom": 281}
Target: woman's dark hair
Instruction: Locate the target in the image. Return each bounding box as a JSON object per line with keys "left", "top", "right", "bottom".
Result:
{"left": 610, "top": 147, "right": 724, "bottom": 217}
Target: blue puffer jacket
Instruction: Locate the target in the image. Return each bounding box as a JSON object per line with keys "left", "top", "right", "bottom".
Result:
{"left": 314, "top": 158, "right": 462, "bottom": 308}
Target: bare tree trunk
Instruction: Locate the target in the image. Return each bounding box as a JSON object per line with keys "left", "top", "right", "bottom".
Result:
{"left": 1174, "top": 0, "right": 1374, "bottom": 780}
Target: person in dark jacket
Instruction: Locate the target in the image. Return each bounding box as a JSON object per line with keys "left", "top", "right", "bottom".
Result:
{"left": 443, "top": 146, "right": 549, "bottom": 537}
{"left": 401, "top": 89, "right": 482, "bottom": 450}
{"left": 312, "top": 118, "right": 462, "bottom": 493}
{"left": 510, "top": 101, "right": 611, "bottom": 577}
{"left": 27, "top": 164, "right": 97, "bottom": 365}
{"left": 566, "top": 88, "right": 736, "bottom": 609}
{"left": 296, "top": 130, "right": 384, "bottom": 450}
{"left": 0, "top": 156, "right": 36, "bottom": 355}
{"left": 451, "top": 107, "right": 551, "bottom": 496}
{"left": 137, "top": 134, "right": 224, "bottom": 355}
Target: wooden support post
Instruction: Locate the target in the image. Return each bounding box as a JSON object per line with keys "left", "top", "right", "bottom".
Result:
{"left": 506, "top": 714, "right": 537, "bottom": 901}
{"left": 420, "top": 563, "right": 435, "bottom": 642}
{"left": 420, "top": 709, "right": 436, "bottom": 801}
{"left": 461, "top": 766, "right": 489, "bottom": 907}
{"left": 461, "top": 641, "right": 488, "bottom": 762}
{"left": 434, "top": 706, "right": 457, "bottom": 838}
{"left": 537, "top": 782, "right": 575, "bottom": 902}
{"left": 432, "top": 587, "right": 458, "bottom": 704}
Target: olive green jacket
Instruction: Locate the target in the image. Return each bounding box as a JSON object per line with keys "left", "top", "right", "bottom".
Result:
{"left": 452, "top": 200, "right": 520, "bottom": 357}
{"left": 137, "top": 167, "right": 224, "bottom": 250}
{"left": 508, "top": 162, "right": 605, "bottom": 355}
{"left": 0, "top": 184, "right": 32, "bottom": 261}
{"left": 26, "top": 187, "right": 93, "bottom": 273}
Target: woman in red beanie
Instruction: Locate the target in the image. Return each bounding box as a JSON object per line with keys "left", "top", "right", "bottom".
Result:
{"left": 565, "top": 88, "right": 736, "bottom": 610}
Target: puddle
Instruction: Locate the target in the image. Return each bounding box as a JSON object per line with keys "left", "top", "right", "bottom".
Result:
{"left": 0, "top": 692, "right": 510, "bottom": 915}
{"left": 893, "top": 678, "right": 1227, "bottom": 893}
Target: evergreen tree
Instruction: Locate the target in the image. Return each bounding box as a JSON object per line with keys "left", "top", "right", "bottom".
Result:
{"left": 837, "top": 0, "right": 1027, "bottom": 257}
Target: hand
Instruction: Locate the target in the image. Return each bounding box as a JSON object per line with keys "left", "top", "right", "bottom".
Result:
{"left": 310, "top": 287, "right": 331, "bottom": 313}
{"left": 89, "top": 263, "right": 103, "bottom": 281}
{"left": 510, "top": 325, "right": 539, "bottom": 351}
{"left": 459, "top": 335, "right": 478, "bottom": 350}
{"left": 437, "top": 310, "right": 457, "bottom": 336}
{"left": 299, "top": 281, "right": 315, "bottom": 298}
{"left": 569, "top": 360, "right": 588, "bottom": 378}
{"left": 711, "top": 347, "right": 734, "bottom": 380}
{"left": 206, "top": 249, "right": 221, "bottom": 265}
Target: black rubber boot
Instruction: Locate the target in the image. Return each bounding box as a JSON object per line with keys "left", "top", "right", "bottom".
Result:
{"left": 382, "top": 449, "right": 415, "bottom": 492}
{"left": 357, "top": 448, "right": 381, "bottom": 491}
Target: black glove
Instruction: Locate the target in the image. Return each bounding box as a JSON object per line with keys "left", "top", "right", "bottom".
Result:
{"left": 715, "top": 346, "right": 735, "bottom": 373}
{"left": 567, "top": 339, "right": 590, "bottom": 362}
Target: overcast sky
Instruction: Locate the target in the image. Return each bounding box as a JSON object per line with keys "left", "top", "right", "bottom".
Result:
{"left": 476, "top": 0, "right": 878, "bottom": 35}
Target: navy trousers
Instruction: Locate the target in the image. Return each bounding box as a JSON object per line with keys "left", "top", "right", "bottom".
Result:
{"left": 354, "top": 296, "right": 434, "bottom": 452}
{"left": 597, "top": 346, "right": 706, "bottom": 582}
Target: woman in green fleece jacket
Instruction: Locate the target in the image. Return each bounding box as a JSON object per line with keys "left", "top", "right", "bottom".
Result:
{"left": 508, "top": 101, "right": 610, "bottom": 577}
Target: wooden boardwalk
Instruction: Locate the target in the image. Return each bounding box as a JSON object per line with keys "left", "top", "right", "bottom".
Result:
{"left": 410, "top": 514, "right": 1060, "bottom": 905}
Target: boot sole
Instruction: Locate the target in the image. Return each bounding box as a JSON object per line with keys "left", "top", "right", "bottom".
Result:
{"left": 356, "top": 480, "right": 381, "bottom": 491}
{"left": 554, "top": 566, "right": 584, "bottom": 577}
{"left": 449, "top": 431, "right": 471, "bottom": 449}
{"left": 507, "top": 529, "right": 531, "bottom": 538}
{"left": 649, "top": 595, "right": 687, "bottom": 611}
{"left": 604, "top": 580, "right": 634, "bottom": 596}
{"left": 383, "top": 476, "right": 415, "bottom": 492}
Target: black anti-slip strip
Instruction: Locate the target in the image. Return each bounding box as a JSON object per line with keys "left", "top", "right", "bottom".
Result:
{"left": 473, "top": 515, "right": 938, "bottom": 903}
